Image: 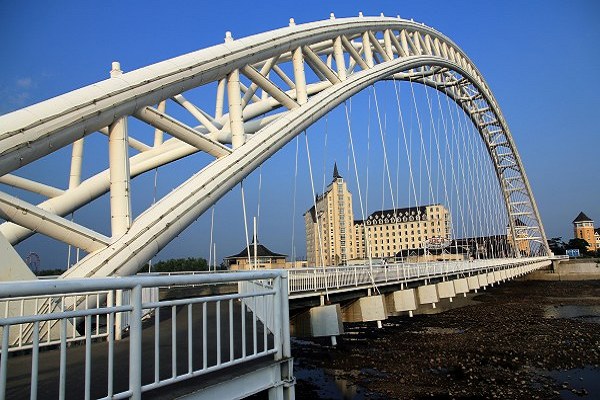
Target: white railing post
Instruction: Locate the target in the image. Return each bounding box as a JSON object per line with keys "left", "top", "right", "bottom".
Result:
{"left": 115, "top": 289, "right": 123, "bottom": 340}
{"left": 1, "top": 325, "right": 9, "bottom": 399}
{"left": 129, "top": 285, "right": 142, "bottom": 400}
{"left": 273, "top": 274, "right": 283, "bottom": 360}
{"left": 280, "top": 271, "right": 291, "bottom": 359}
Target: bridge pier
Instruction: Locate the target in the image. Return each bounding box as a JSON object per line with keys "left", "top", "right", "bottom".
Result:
{"left": 436, "top": 281, "right": 456, "bottom": 303}
{"left": 487, "top": 272, "right": 496, "bottom": 287}
{"left": 453, "top": 278, "right": 470, "bottom": 298}
{"left": 291, "top": 304, "right": 344, "bottom": 339}
{"left": 417, "top": 284, "right": 439, "bottom": 309}
{"left": 467, "top": 276, "right": 480, "bottom": 293}
{"left": 385, "top": 288, "right": 418, "bottom": 317}
{"left": 342, "top": 295, "right": 387, "bottom": 324}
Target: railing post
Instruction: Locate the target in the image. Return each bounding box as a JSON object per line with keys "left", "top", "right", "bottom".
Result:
{"left": 129, "top": 285, "right": 143, "bottom": 400}
{"left": 1, "top": 325, "right": 9, "bottom": 399}
{"left": 280, "top": 271, "right": 291, "bottom": 359}
{"left": 273, "top": 274, "right": 283, "bottom": 360}
{"left": 115, "top": 289, "right": 123, "bottom": 340}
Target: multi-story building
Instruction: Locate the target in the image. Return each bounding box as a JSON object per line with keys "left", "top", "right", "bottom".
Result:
{"left": 304, "top": 164, "right": 356, "bottom": 266}
{"left": 573, "top": 212, "right": 598, "bottom": 252}
{"left": 354, "top": 204, "right": 451, "bottom": 260}
{"left": 304, "top": 164, "right": 452, "bottom": 266}
{"left": 507, "top": 218, "right": 532, "bottom": 256}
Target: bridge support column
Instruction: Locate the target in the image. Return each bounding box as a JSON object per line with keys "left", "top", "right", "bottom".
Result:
{"left": 437, "top": 281, "right": 456, "bottom": 303}
{"left": 342, "top": 295, "right": 387, "bottom": 323}
{"left": 453, "top": 278, "right": 469, "bottom": 298}
{"left": 487, "top": 272, "right": 496, "bottom": 287}
{"left": 493, "top": 270, "right": 503, "bottom": 284}
{"left": 291, "top": 304, "right": 343, "bottom": 339}
{"left": 227, "top": 67, "right": 245, "bottom": 149}
{"left": 292, "top": 47, "right": 307, "bottom": 105}
{"left": 478, "top": 274, "right": 488, "bottom": 289}
{"left": 467, "top": 276, "right": 480, "bottom": 293}
{"left": 385, "top": 289, "right": 417, "bottom": 317}
{"left": 108, "top": 62, "right": 132, "bottom": 238}
{"left": 417, "top": 284, "right": 439, "bottom": 308}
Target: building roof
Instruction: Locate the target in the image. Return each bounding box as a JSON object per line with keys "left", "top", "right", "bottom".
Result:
{"left": 303, "top": 164, "right": 345, "bottom": 222}
{"left": 225, "top": 238, "right": 287, "bottom": 260}
{"left": 353, "top": 204, "right": 442, "bottom": 224}
{"left": 573, "top": 211, "right": 593, "bottom": 223}
{"left": 333, "top": 162, "right": 342, "bottom": 179}
{"left": 595, "top": 227, "right": 600, "bottom": 235}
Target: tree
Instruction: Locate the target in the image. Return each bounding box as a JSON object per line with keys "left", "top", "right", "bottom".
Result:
{"left": 141, "top": 257, "right": 210, "bottom": 273}
{"left": 566, "top": 238, "right": 591, "bottom": 255}
{"left": 548, "top": 237, "right": 566, "bottom": 255}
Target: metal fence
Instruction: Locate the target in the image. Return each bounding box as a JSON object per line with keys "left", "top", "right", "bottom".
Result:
{"left": 287, "top": 257, "right": 549, "bottom": 296}
{"left": 0, "top": 270, "right": 291, "bottom": 400}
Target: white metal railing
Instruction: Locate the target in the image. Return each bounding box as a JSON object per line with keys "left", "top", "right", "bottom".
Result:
{"left": 287, "top": 257, "right": 549, "bottom": 296}
{"left": 0, "top": 270, "right": 291, "bottom": 400}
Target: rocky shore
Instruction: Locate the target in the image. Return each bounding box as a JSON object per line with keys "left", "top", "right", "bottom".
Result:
{"left": 292, "top": 280, "right": 600, "bottom": 399}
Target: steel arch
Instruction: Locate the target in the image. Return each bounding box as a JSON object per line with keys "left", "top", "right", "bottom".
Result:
{"left": 0, "top": 16, "right": 549, "bottom": 279}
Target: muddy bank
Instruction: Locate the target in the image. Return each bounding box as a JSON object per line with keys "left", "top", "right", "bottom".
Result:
{"left": 292, "top": 280, "right": 600, "bottom": 399}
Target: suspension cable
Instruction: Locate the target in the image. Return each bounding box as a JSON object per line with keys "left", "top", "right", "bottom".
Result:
{"left": 305, "top": 130, "right": 329, "bottom": 299}
{"left": 290, "top": 136, "right": 299, "bottom": 263}
{"left": 240, "top": 181, "right": 252, "bottom": 268}
{"left": 344, "top": 101, "right": 379, "bottom": 294}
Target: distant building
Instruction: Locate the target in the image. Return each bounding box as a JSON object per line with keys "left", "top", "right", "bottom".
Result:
{"left": 354, "top": 204, "right": 451, "bottom": 260}
{"left": 304, "top": 163, "right": 356, "bottom": 266}
{"left": 572, "top": 212, "right": 598, "bottom": 252}
{"left": 224, "top": 238, "right": 287, "bottom": 270}
{"left": 304, "top": 164, "right": 452, "bottom": 267}
{"left": 507, "top": 218, "right": 532, "bottom": 256}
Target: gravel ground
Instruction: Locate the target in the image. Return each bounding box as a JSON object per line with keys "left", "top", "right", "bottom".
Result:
{"left": 292, "top": 279, "right": 600, "bottom": 399}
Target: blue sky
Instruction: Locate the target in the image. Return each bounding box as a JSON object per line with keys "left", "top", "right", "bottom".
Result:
{"left": 1, "top": 1, "right": 599, "bottom": 269}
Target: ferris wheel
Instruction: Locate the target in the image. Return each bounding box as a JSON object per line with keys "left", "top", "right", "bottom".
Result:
{"left": 25, "top": 252, "right": 41, "bottom": 274}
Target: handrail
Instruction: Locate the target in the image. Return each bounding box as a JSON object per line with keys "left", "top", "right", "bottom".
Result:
{"left": 0, "top": 270, "right": 291, "bottom": 400}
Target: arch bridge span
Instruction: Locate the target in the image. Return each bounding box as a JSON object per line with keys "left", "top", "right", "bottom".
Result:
{"left": 0, "top": 15, "right": 549, "bottom": 280}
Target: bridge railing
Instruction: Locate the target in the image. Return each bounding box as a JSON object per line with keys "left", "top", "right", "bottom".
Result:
{"left": 287, "top": 257, "right": 547, "bottom": 295}
{"left": 0, "top": 270, "right": 291, "bottom": 400}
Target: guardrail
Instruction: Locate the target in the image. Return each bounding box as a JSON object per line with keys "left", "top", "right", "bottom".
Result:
{"left": 0, "top": 270, "right": 291, "bottom": 400}
{"left": 287, "top": 257, "right": 550, "bottom": 296}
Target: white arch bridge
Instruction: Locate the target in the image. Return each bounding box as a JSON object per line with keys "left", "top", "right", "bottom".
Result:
{"left": 0, "top": 15, "right": 554, "bottom": 400}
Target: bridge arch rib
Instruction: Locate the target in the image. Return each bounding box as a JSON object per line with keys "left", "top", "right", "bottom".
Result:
{"left": 0, "top": 16, "right": 549, "bottom": 279}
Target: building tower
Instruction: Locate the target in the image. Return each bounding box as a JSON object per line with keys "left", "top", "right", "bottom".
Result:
{"left": 304, "top": 163, "right": 355, "bottom": 267}
{"left": 573, "top": 212, "right": 597, "bottom": 252}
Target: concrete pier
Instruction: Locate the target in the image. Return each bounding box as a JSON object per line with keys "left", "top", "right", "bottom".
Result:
{"left": 436, "top": 281, "right": 456, "bottom": 302}
{"left": 386, "top": 289, "right": 418, "bottom": 316}
{"left": 292, "top": 304, "right": 344, "bottom": 337}
{"left": 342, "top": 295, "right": 387, "bottom": 323}
{"left": 417, "top": 284, "right": 439, "bottom": 308}
{"left": 453, "top": 278, "right": 470, "bottom": 297}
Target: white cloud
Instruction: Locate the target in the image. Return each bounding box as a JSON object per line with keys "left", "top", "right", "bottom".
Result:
{"left": 16, "top": 77, "right": 33, "bottom": 88}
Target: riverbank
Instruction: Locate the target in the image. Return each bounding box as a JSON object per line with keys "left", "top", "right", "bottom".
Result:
{"left": 292, "top": 280, "right": 600, "bottom": 399}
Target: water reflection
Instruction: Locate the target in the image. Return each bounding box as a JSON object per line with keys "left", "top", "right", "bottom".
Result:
{"left": 545, "top": 366, "right": 600, "bottom": 399}
{"left": 544, "top": 305, "right": 600, "bottom": 324}
{"left": 294, "top": 365, "right": 364, "bottom": 399}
